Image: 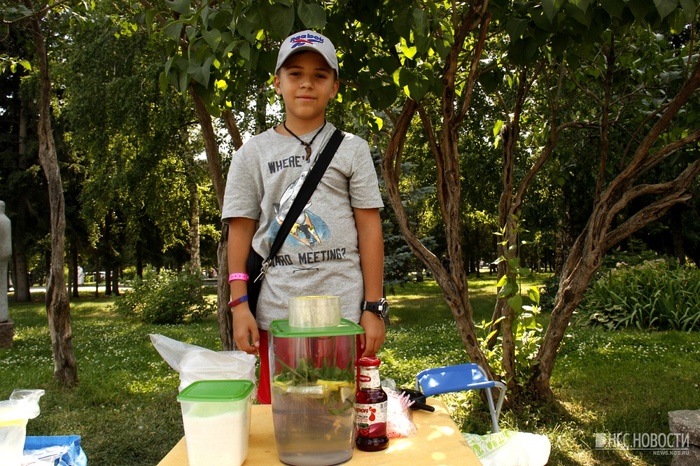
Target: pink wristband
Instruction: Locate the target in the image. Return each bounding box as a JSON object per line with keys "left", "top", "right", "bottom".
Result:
{"left": 228, "top": 273, "right": 249, "bottom": 283}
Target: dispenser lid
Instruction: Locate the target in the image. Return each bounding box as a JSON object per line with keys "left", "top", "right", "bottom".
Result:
{"left": 270, "top": 318, "right": 364, "bottom": 338}
{"left": 177, "top": 380, "right": 254, "bottom": 403}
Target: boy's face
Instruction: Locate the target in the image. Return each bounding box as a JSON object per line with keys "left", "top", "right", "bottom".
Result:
{"left": 274, "top": 51, "right": 339, "bottom": 128}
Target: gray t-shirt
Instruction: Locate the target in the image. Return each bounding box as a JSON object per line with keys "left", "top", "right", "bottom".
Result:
{"left": 221, "top": 123, "right": 383, "bottom": 330}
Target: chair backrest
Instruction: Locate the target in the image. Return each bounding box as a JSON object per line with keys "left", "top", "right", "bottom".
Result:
{"left": 416, "top": 363, "right": 496, "bottom": 397}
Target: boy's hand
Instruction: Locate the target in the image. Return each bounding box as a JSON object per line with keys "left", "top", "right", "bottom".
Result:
{"left": 232, "top": 305, "right": 260, "bottom": 355}
{"left": 359, "top": 311, "right": 386, "bottom": 357}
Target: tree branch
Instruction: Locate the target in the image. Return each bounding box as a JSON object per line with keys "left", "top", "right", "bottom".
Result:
{"left": 604, "top": 159, "right": 700, "bottom": 247}
{"left": 221, "top": 109, "right": 243, "bottom": 150}
{"left": 635, "top": 128, "right": 700, "bottom": 176}
{"left": 455, "top": 12, "right": 491, "bottom": 127}
{"left": 381, "top": 99, "right": 440, "bottom": 269}
{"left": 618, "top": 58, "right": 700, "bottom": 183}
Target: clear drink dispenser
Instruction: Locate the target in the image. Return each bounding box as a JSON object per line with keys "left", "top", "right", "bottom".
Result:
{"left": 269, "top": 317, "right": 364, "bottom": 466}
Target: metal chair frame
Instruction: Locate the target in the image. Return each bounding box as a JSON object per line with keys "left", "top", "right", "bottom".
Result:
{"left": 416, "top": 363, "right": 506, "bottom": 433}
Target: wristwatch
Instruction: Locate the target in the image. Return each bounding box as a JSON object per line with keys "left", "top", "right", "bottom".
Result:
{"left": 361, "top": 298, "right": 389, "bottom": 323}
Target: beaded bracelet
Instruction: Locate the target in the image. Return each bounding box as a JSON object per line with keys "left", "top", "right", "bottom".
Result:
{"left": 228, "top": 273, "right": 249, "bottom": 283}
{"left": 228, "top": 295, "right": 249, "bottom": 308}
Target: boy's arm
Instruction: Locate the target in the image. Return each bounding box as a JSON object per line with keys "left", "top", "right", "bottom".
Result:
{"left": 353, "top": 207, "right": 386, "bottom": 357}
{"left": 227, "top": 217, "right": 260, "bottom": 355}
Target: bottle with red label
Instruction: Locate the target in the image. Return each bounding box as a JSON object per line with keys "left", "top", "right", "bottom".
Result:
{"left": 354, "top": 356, "right": 389, "bottom": 451}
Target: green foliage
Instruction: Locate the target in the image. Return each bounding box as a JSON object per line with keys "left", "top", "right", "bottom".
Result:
{"left": 599, "top": 239, "right": 663, "bottom": 271}
{"left": 479, "top": 229, "right": 544, "bottom": 380}
{"left": 111, "top": 268, "right": 214, "bottom": 324}
{"left": 579, "top": 259, "right": 700, "bottom": 331}
{"left": 538, "top": 274, "right": 561, "bottom": 313}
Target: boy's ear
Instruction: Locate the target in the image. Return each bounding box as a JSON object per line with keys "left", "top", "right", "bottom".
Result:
{"left": 331, "top": 79, "right": 339, "bottom": 98}
{"left": 273, "top": 75, "right": 282, "bottom": 95}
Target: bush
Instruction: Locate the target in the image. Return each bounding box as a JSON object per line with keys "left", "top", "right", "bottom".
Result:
{"left": 111, "top": 268, "right": 214, "bottom": 324}
{"left": 578, "top": 259, "right": 700, "bottom": 331}
{"left": 538, "top": 274, "right": 560, "bottom": 313}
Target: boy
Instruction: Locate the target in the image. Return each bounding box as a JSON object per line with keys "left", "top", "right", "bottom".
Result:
{"left": 221, "top": 30, "right": 386, "bottom": 404}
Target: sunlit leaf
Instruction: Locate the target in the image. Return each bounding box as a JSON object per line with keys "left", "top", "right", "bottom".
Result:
{"left": 508, "top": 295, "right": 523, "bottom": 312}
{"left": 496, "top": 275, "right": 509, "bottom": 288}
{"left": 400, "top": 37, "right": 417, "bottom": 60}
{"left": 493, "top": 119, "right": 504, "bottom": 138}
{"left": 528, "top": 286, "right": 540, "bottom": 304}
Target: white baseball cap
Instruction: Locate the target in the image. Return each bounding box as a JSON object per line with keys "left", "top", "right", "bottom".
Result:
{"left": 275, "top": 30, "right": 339, "bottom": 77}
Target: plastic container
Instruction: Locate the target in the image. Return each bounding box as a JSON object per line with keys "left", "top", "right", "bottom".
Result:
{"left": 0, "top": 389, "right": 45, "bottom": 466}
{"left": 177, "top": 380, "right": 254, "bottom": 466}
{"left": 269, "top": 318, "right": 364, "bottom": 466}
{"left": 23, "top": 435, "right": 88, "bottom": 466}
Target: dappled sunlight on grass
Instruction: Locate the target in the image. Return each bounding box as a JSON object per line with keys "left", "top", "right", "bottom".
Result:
{"left": 128, "top": 373, "right": 179, "bottom": 395}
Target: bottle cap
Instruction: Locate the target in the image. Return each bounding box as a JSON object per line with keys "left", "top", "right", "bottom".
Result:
{"left": 357, "top": 356, "right": 381, "bottom": 367}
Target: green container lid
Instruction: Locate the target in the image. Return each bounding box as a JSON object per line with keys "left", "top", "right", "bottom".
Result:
{"left": 269, "top": 318, "right": 364, "bottom": 338}
{"left": 177, "top": 380, "right": 254, "bottom": 403}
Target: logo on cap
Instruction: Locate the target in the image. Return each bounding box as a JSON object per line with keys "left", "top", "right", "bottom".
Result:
{"left": 290, "top": 33, "right": 324, "bottom": 49}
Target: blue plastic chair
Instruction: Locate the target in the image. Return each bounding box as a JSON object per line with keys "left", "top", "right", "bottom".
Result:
{"left": 416, "top": 363, "right": 506, "bottom": 433}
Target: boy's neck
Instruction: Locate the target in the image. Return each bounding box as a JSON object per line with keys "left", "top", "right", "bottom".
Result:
{"left": 279, "top": 116, "right": 326, "bottom": 136}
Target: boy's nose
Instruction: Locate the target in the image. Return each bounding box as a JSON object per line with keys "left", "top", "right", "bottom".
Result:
{"left": 299, "top": 76, "right": 313, "bottom": 88}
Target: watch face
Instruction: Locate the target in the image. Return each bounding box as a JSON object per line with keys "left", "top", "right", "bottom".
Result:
{"left": 363, "top": 299, "right": 388, "bottom": 321}
{"left": 378, "top": 299, "right": 388, "bottom": 316}
{"left": 378, "top": 299, "right": 389, "bottom": 324}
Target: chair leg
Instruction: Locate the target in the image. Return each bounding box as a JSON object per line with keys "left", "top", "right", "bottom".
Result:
{"left": 483, "top": 381, "right": 507, "bottom": 433}
{"left": 484, "top": 388, "right": 499, "bottom": 433}
{"left": 494, "top": 382, "right": 506, "bottom": 422}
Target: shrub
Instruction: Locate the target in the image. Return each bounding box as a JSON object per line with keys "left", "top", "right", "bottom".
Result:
{"left": 112, "top": 268, "right": 214, "bottom": 324}
{"left": 578, "top": 259, "right": 700, "bottom": 331}
{"left": 538, "top": 274, "right": 560, "bottom": 313}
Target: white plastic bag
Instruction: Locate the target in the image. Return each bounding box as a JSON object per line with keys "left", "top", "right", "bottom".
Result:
{"left": 8, "top": 389, "right": 45, "bottom": 419}
{"left": 149, "top": 334, "right": 257, "bottom": 392}
{"left": 463, "top": 430, "right": 551, "bottom": 466}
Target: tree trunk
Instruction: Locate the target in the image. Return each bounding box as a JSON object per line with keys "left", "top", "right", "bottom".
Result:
{"left": 104, "top": 214, "right": 112, "bottom": 295}
{"left": 189, "top": 87, "right": 233, "bottom": 349}
{"left": 112, "top": 267, "right": 119, "bottom": 296}
{"left": 27, "top": 6, "right": 78, "bottom": 387}
{"left": 190, "top": 89, "right": 225, "bottom": 205}
{"left": 216, "top": 226, "right": 233, "bottom": 350}
{"left": 11, "top": 207, "right": 32, "bottom": 302}
{"left": 187, "top": 174, "right": 201, "bottom": 271}
{"left": 12, "top": 248, "right": 31, "bottom": 302}
{"left": 136, "top": 241, "right": 143, "bottom": 278}
{"left": 670, "top": 206, "right": 685, "bottom": 265}
{"left": 486, "top": 67, "right": 535, "bottom": 396}
{"left": 381, "top": 9, "right": 494, "bottom": 380}
{"left": 530, "top": 59, "right": 700, "bottom": 397}
{"left": 490, "top": 117, "right": 520, "bottom": 393}
{"left": 13, "top": 95, "right": 32, "bottom": 302}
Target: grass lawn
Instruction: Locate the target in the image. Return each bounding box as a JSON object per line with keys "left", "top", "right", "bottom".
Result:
{"left": 2, "top": 275, "right": 698, "bottom": 465}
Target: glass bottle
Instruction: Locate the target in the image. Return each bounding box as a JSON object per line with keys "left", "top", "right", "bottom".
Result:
{"left": 354, "top": 356, "right": 389, "bottom": 451}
